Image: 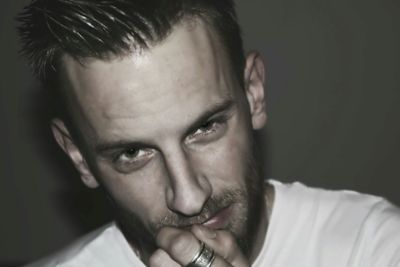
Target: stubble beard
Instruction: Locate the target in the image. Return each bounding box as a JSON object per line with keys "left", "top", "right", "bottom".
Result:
{"left": 111, "top": 154, "right": 265, "bottom": 260}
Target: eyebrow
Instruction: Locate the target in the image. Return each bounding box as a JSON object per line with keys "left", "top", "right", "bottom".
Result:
{"left": 94, "top": 98, "right": 235, "bottom": 155}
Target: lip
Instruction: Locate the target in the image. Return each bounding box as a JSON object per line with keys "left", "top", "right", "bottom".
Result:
{"left": 202, "top": 205, "right": 233, "bottom": 229}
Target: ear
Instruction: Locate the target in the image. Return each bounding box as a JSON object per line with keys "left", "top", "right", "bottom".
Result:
{"left": 244, "top": 51, "right": 267, "bottom": 130}
{"left": 51, "top": 119, "right": 99, "bottom": 188}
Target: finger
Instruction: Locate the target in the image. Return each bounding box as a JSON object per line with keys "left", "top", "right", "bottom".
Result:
{"left": 148, "top": 248, "right": 180, "bottom": 267}
{"left": 156, "top": 226, "right": 203, "bottom": 266}
{"left": 207, "top": 254, "right": 233, "bottom": 267}
{"left": 191, "top": 225, "right": 249, "bottom": 267}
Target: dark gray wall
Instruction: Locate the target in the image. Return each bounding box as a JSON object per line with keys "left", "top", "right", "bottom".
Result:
{"left": 1, "top": 0, "right": 399, "bottom": 263}
{"left": 237, "top": 0, "right": 400, "bottom": 202}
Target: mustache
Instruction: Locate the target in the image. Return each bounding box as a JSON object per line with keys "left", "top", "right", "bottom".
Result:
{"left": 149, "top": 188, "right": 247, "bottom": 232}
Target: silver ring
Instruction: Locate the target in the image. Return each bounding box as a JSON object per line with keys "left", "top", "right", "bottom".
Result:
{"left": 187, "top": 241, "right": 215, "bottom": 267}
{"left": 206, "top": 253, "right": 216, "bottom": 267}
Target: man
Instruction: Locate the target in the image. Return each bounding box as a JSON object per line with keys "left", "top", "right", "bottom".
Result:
{"left": 17, "top": 0, "right": 400, "bottom": 266}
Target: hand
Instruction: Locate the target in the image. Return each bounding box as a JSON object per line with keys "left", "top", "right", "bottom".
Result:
{"left": 149, "top": 225, "right": 250, "bottom": 267}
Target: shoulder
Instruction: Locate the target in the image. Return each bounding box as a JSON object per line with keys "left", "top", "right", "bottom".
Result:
{"left": 268, "top": 180, "right": 400, "bottom": 265}
{"left": 269, "top": 179, "right": 394, "bottom": 219}
{"left": 349, "top": 197, "right": 400, "bottom": 265}
{"left": 24, "top": 222, "right": 142, "bottom": 267}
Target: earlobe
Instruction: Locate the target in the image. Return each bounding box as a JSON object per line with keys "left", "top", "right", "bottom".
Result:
{"left": 244, "top": 51, "right": 267, "bottom": 130}
{"left": 51, "top": 119, "right": 99, "bottom": 188}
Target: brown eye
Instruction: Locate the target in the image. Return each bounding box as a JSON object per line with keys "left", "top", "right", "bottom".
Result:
{"left": 198, "top": 121, "right": 217, "bottom": 132}
{"left": 186, "top": 117, "right": 229, "bottom": 145}
{"left": 121, "top": 148, "right": 140, "bottom": 159}
{"left": 111, "top": 147, "right": 156, "bottom": 173}
{"left": 114, "top": 148, "right": 154, "bottom": 168}
{"left": 192, "top": 121, "right": 218, "bottom": 137}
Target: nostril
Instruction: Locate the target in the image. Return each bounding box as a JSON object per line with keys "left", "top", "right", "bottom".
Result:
{"left": 166, "top": 181, "right": 210, "bottom": 216}
{"left": 162, "top": 148, "right": 212, "bottom": 215}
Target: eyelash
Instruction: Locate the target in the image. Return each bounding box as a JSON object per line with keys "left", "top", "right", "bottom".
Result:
{"left": 194, "top": 121, "right": 218, "bottom": 135}
{"left": 113, "top": 148, "right": 152, "bottom": 164}
{"left": 188, "top": 116, "right": 228, "bottom": 141}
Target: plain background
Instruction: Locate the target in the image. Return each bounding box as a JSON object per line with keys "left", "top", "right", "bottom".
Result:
{"left": 1, "top": 0, "right": 399, "bottom": 264}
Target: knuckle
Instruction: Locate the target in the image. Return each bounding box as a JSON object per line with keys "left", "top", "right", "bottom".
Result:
{"left": 169, "top": 232, "right": 194, "bottom": 256}
{"left": 218, "top": 231, "right": 238, "bottom": 259}
{"left": 148, "top": 249, "right": 165, "bottom": 267}
{"left": 219, "top": 230, "right": 236, "bottom": 246}
{"left": 157, "top": 226, "right": 174, "bottom": 240}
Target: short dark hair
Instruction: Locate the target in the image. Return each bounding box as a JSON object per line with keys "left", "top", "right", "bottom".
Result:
{"left": 17, "top": 0, "right": 245, "bottom": 90}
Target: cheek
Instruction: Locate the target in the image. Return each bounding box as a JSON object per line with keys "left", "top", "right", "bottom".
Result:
{"left": 194, "top": 119, "right": 252, "bottom": 188}
{"left": 95, "top": 160, "right": 168, "bottom": 225}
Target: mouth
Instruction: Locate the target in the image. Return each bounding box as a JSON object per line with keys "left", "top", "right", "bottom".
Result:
{"left": 201, "top": 205, "right": 233, "bottom": 229}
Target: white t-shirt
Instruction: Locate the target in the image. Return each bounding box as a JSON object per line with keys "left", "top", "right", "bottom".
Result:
{"left": 26, "top": 181, "right": 400, "bottom": 267}
{"left": 253, "top": 180, "right": 400, "bottom": 267}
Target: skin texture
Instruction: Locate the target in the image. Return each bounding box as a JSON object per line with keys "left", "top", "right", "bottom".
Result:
{"left": 51, "top": 20, "right": 268, "bottom": 266}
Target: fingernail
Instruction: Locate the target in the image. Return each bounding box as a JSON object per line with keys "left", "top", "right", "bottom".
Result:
{"left": 200, "top": 226, "right": 217, "bottom": 239}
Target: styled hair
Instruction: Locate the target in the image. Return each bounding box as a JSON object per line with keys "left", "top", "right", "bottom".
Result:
{"left": 17, "top": 0, "right": 245, "bottom": 88}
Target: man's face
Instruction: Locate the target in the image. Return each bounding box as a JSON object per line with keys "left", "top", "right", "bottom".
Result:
{"left": 57, "top": 20, "right": 266, "bottom": 255}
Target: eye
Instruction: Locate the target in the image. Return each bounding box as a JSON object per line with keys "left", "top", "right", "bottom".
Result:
{"left": 193, "top": 121, "right": 219, "bottom": 136}
{"left": 113, "top": 148, "right": 154, "bottom": 172}
{"left": 186, "top": 118, "right": 227, "bottom": 143}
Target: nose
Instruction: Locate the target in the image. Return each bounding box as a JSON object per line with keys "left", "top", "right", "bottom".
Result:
{"left": 164, "top": 146, "right": 211, "bottom": 216}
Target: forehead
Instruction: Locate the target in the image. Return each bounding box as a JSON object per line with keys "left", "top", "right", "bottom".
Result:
{"left": 60, "top": 20, "right": 240, "bottom": 142}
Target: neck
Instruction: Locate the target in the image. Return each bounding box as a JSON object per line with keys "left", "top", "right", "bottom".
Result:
{"left": 249, "top": 183, "right": 275, "bottom": 263}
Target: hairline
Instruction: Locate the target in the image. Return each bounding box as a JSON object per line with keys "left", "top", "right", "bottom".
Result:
{"left": 57, "top": 15, "right": 237, "bottom": 79}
